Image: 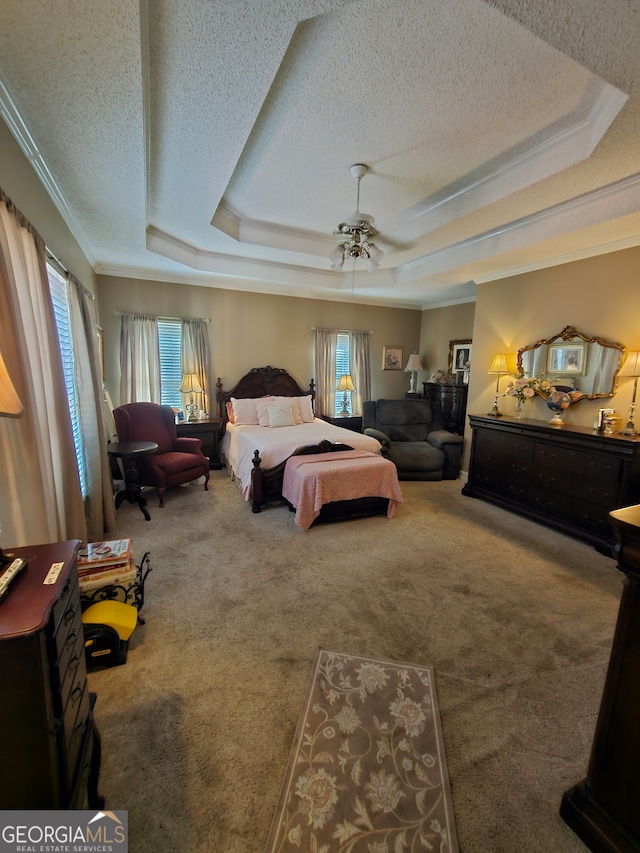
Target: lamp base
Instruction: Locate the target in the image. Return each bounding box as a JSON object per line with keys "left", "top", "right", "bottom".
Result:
{"left": 618, "top": 422, "right": 639, "bottom": 436}
{"left": 0, "top": 547, "right": 16, "bottom": 565}
{"left": 487, "top": 397, "right": 502, "bottom": 417}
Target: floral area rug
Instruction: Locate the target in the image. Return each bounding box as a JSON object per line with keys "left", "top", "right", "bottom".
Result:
{"left": 264, "top": 648, "right": 458, "bottom": 853}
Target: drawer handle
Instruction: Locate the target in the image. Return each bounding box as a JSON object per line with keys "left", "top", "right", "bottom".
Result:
{"left": 63, "top": 606, "right": 75, "bottom": 626}
{"left": 588, "top": 462, "right": 613, "bottom": 474}
{"left": 65, "top": 629, "right": 79, "bottom": 650}
{"left": 538, "top": 475, "right": 556, "bottom": 486}
{"left": 70, "top": 685, "right": 83, "bottom": 708}
{"left": 68, "top": 654, "right": 81, "bottom": 676}
{"left": 587, "top": 488, "right": 611, "bottom": 500}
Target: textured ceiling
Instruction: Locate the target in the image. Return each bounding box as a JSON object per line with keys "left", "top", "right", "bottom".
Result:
{"left": 0, "top": 0, "right": 639, "bottom": 309}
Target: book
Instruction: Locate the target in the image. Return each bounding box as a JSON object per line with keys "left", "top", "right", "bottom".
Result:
{"left": 78, "top": 557, "right": 137, "bottom": 591}
{"left": 77, "top": 539, "right": 132, "bottom": 572}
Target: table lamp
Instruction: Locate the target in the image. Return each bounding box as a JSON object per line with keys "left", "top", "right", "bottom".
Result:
{"left": 0, "top": 348, "right": 24, "bottom": 564}
{"left": 618, "top": 350, "right": 640, "bottom": 436}
{"left": 487, "top": 353, "right": 509, "bottom": 417}
{"left": 180, "top": 373, "right": 203, "bottom": 422}
{"left": 404, "top": 353, "right": 423, "bottom": 394}
{"left": 336, "top": 373, "right": 356, "bottom": 415}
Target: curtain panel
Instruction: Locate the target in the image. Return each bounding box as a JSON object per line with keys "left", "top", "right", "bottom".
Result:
{"left": 314, "top": 328, "right": 338, "bottom": 417}
{"left": 119, "top": 313, "right": 161, "bottom": 403}
{"left": 0, "top": 190, "right": 86, "bottom": 547}
{"left": 350, "top": 330, "right": 371, "bottom": 416}
{"left": 182, "top": 318, "right": 211, "bottom": 416}
{"left": 69, "top": 275, "right": 117, "bottom": 539}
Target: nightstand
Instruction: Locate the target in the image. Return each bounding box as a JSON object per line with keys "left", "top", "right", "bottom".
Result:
{"left": 177, "top": 417, "right": 223, "bottom": 468}
{"left": 320, "top": 414, "right": 363, "bottom": 432}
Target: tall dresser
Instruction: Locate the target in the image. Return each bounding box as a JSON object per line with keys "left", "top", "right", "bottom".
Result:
{"left": 462, "top": 415, "right": 640, "bottom": 553}
{"left": 0, "top": 540, "right": 102, "bottom": 807}
{"left": 423, "top": 382, "right": 468, "bottom": 434}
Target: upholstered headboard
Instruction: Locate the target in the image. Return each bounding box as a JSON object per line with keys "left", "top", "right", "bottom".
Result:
{"left": 215, "top": 366, "right": 315, "bottom": 423}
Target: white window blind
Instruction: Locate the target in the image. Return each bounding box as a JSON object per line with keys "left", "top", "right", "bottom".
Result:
{"left": 47, "top": 263, "right": 88, "bottom": 496}
{"left": 158, "top": 319, "right": 182, "bottom": 408}
{"left": 335, "top": 331, "right": 350, "bottom": 416}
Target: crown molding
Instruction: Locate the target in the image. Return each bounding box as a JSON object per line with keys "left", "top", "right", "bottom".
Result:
{"left": 382, "top": 81, "right": 628, "bottom": 241}
{"left": 0, "top": 80, "right": 97, "bottom": 267}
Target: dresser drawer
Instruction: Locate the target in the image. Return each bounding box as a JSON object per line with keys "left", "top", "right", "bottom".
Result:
{"left": 535, "top": 443, "right": 621, "bottom": 483}
{"left": 61, "top": 683, "right": 91, "bottom": 789}
{"left": 57, "top": 627, "right": 87, "bottom": 714}
{"left": 531, "top": 486, "right": 613, "bottom": 538}
{"left": 51, "top": 575, "right": 79, "bottom": 637}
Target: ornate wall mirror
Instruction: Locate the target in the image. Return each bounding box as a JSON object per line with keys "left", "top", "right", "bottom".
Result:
{"left": 517, "top": 326, "right": 625, "bottom": 402}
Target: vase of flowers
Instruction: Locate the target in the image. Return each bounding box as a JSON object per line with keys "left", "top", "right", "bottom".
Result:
{"left": 505, "top": 375, "right": 553, "bottom": 418}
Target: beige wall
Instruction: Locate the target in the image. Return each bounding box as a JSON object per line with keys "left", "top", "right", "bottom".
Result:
{"left": 0, "top": 119, "right": 96, "bottom": 292}
{"left": 420, "top": 301, "right": 475, "bottom": 379}
{"left": 97, "top": 275, "right": 422, "bottom": 408}
{"left": 465, "top": 246, "right": 640, "bottom": 469}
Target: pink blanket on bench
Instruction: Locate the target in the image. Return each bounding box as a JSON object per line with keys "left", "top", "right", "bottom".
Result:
{"left": 282, "top": 449, "right": 403, "bottom": 531}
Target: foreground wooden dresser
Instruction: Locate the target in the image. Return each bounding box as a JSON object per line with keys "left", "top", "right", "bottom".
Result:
{"left": 462, "top": 415, "right": 640, "bottom": 553}
{"left": 561, "top": 505, "right": 640, "bottom": 851}
{"left": 0, "top": 540, "right": 102, "bottom": 807}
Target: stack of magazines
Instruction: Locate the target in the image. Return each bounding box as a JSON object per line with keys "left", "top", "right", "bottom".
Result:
{"left": 77, "top": 539, "right": 137, "bottom": 605}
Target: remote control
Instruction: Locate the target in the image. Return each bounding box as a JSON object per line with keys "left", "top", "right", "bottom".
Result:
{"left": 0, "top": 558, "right": 27, "bottom": 603}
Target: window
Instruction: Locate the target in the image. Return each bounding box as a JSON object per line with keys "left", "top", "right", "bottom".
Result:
{"left": 47, "top": 263, "right": 88, "bottom": 496}
{"left": 158, "top": 319, "right": 182, "bottom": 408}
{"left": 335, "top": 331, "right": 350, "bottom": 416}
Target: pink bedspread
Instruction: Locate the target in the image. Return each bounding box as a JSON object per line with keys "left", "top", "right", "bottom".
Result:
{"left": 282, "top": 449, "right": 403, "bottom": 531}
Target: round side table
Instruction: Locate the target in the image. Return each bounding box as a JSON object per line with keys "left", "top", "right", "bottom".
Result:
{"left": 107, "top": 440, "right": 158, "bottom": 521}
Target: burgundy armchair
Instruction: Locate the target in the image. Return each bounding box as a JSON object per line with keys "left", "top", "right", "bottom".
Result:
{"left": 113, "top": 402, "right": 210, "bottom": 507}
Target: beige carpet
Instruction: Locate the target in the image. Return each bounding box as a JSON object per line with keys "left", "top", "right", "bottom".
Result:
{"left": 88, "top": 469, "right": 622, "bottom": 852}
{"left": 264, "top": 648, "right": 457, "bottom": 852}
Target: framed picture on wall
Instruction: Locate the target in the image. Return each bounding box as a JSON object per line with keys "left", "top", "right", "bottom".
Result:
{"left": 448, "top": 339, "right": 472, "bottom": 375}
{"left": 382, "top": 346, "right": 404, "bottom": 370}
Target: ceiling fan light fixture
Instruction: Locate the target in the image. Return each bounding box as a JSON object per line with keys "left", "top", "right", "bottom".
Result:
{"left": 330, "top": 164, "right": 384, "bottom": 272}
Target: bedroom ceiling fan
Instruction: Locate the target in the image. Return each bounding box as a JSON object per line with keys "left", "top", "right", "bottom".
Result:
{"left": 329, "top": 164, "right": 384, "bottom": 272}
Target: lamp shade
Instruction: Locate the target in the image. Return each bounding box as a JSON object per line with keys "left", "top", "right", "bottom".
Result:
{"left": 405, "top": 353, "right": 423, "bottom": 372}
{"left": 488, "top": 353, "right": 509, "bottom": 374}
{"left": 620, "top": 351, "right": 640, "bottom": 377}
{"left": 180, "top": 373, "right": 203, "bottom": 394}
{"left": 0, "top": 350, "right": 23, "bottom": 418}
{"left": 336, "top": 373, "right": 356, "bottom": 392}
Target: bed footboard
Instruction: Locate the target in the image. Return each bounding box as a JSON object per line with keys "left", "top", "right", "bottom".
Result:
{"left": 250, "top": 439, "right": 354, "bottom": 513}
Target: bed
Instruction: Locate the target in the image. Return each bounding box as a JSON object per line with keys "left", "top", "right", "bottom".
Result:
{"left": 216, "top": 366, "right": 399, "bottom": 520}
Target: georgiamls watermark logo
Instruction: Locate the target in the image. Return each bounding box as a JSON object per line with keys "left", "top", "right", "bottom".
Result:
{"left": 0, "top": 810, "right": 128, "bottom": 852}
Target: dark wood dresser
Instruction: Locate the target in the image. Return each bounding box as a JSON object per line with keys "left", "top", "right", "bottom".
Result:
{"left": 462, "top": 415, "right": 640, "bottom": 553}
{"left": 0, "top": 540, "right": 101, "bottom": 807}
{"left": 423, "top": 382, "right": 468, "bottom": 434}
{"left": 561, "top": 504, "right": 640, "bottom": 851}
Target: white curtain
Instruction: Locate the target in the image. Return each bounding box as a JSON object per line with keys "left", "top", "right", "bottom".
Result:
{"left": 350, "top": 330, "right": 371, "bottom": 416}
{"left": 182, "top": 318, "right": 210, "bottom": 416}
{"left": 119, "top": 313, "right": 160, "bottom": 403}
{"left": 0, "top": 190, "right": 86, "bottom": 547}
{"left": 314, "top": 328, "right": 337, "bottom": 417}
{"left": 69, "top": 275, "right": 117, "bottom": 539}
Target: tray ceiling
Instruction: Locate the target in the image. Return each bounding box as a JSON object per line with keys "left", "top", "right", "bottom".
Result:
{"left": 0, "top": 0, "right": 639, "bottom": 308}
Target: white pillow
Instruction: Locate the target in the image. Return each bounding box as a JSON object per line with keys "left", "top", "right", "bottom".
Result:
{"left": 255, "top": 396, "right": 277, "bottom": 426}
{"left": 297, "top": 395, "right": 315, "bottom": 422}
{"left": 267, "top": 404, "right": 296, "bottom": 428}
{"left": 231, "top": 397, "right": 260, "bottom": 425}
{"left": 270, "top": 396, "right": 303, "bottom": 424}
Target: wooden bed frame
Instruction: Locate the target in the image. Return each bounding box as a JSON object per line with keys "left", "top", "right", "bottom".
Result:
{"left": 216, "top": 366, "right": 389, "bottom": 522}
